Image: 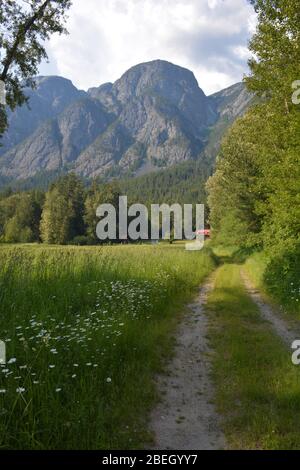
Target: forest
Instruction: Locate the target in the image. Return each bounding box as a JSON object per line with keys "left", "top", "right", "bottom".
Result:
{"left": 0, "top": 158, "right": 212, "bottom": 245}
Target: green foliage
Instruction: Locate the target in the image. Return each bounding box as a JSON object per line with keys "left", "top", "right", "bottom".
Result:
{"left": 119, "top": 159, "right": 211, "bottom": 206}
{"left": 245, "top": 247, "right": 300, "bottom": 316}
{"left": 207, "top": 0, "right": 300, "bottom": 298}
{"left": 40, "top": 173, "right": 85, "bottom": 244}
{"left": 0, "top": 0, "right": 71, "bottom": 136}
{"left": 0, "top": 157, "right": 211, "bottom": 246}
{"left": 0, "top": 190, "right": 43, "bottom": 242}
{"left": 247, "top": 0, "right": 300, "bottom": 112}
{"left": 211, "top": 211, "right": 250, "bottom": 247}
{"left": 69, "top": 235, "right": 93, "bottom": 246}
{"left": 262, "top": 245, "right": 300, "bottom": 314}
{"left": 40, "top": 187, "right": 71, "bottom": 244}
{"left": 207, "top": 107, "right": 267, "bottom": 249}
{"left": 84, "top": 180, "right": 121, "bottom": 242}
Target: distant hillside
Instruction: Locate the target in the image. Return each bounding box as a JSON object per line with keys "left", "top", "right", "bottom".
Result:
{"left": 118, "top": 159, "right": 212, "bottom": 206}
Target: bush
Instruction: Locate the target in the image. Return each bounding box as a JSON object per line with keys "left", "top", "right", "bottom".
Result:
{"left": 263, "top": 243, "right": 300, "bottom": 314}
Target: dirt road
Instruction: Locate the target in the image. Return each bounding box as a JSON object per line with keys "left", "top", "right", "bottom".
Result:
{"left": 150, "top": 275, "right": 225, "bottom": 450}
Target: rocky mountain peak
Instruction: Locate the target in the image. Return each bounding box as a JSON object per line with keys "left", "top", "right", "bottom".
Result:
{"left": 113, "top": 60, "right": 202, "bottom": 103}
{"left": 0, "top": 61, "right": 253, "bottom": 184}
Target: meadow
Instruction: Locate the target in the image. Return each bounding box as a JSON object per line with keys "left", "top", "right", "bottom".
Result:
{"left": 0, "top": 243, "right": 215, "bottom": 450}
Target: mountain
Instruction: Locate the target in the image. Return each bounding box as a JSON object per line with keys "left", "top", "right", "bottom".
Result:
{"left": 0, "top": 60, "right": 253, "bottom": 185}
{"left": 0, "top": 76, "right": 85, "bottom": 156}
{"left": 204, "top": 82, "right": 255, "bottom": 162}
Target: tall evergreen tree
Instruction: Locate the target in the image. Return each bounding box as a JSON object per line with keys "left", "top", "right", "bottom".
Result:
{"left": 84, "top": 180, "right": 121, "bottom": 242}
{"left": 40, "top": 174, "right": 84, "bottom": 244}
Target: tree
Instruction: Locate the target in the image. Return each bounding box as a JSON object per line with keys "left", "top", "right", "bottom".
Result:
{"left": 246, "top": 0, "right": 300, "bottom": 113}
{"left": 55, "top": 173, "right": 85, "bottom": 239}
{"left": 0, "top": 0, "right": 72, "bottom": 136}
{"left": 0, "top": 191, "right": 43, "bottom": 242}
{"left": 207, "top": 107, "right": 266, "bottom": 249}
{"left": 208, "top": 0, "right": 300, "bottom": 260}
{"left": 245, "top": 0, "right": 300, "bottom": 254}
{"left": 40, "top": 187, "right": 70, "bottom": 244}
{"left": 40, "top": 173, "right": 84, "bottom": 244}
{"left": 84, "top": 180, "right": 121, "bottom": 242}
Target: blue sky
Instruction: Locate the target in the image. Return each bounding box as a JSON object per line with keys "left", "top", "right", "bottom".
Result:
{"left": 39, "top": 0, "right": 257, "bottom": 95}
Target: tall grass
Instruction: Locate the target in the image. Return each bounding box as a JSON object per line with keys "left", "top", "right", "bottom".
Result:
{"left": 0, "top": 244, "right": 215, "bottom": 449}
{"left": 245, "top": 251, "right": 300, "bottom": 317}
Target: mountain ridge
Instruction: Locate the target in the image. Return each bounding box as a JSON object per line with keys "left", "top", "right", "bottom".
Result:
{"left": 0, "top": 60, "right": 253, "bottom": 185}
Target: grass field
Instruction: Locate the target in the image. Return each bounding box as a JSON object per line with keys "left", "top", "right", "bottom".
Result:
{"left": 206, "top": 264, "right": 300, "bottom": 449}
{"left": 0, "top": 244, "right": 215, "bottom": 450}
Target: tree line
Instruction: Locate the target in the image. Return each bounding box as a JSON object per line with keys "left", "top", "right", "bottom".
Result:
{"left": 0, "top": 175, "right": 120, "bottom": 245}
{"left": 0, "top": 159, "right": 210, "bottom": 245}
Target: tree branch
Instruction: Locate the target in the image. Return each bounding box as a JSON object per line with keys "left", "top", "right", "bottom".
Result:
{"left": 0, "top": 0, "right": 52, "bottom": 82}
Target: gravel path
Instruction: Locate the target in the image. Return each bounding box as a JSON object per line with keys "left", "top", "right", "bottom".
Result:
{"left": 241, "top": 271, "right": 298, "bottom": 347}
{"left": 150, "top": 275, "right": 225, "bottom": 450}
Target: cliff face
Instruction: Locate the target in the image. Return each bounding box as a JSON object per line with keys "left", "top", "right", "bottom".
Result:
{"left": 0, "top": 60, "right": 252, "bottom": 182}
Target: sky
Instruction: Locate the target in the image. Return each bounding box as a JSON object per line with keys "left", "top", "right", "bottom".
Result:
{"left": 39, "top": 0, "right": 257, "bottom": 96}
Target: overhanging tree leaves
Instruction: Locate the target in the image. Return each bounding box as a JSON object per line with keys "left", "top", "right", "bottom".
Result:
{"left": 0, "top": 0, "right": 72, "bottom": 136}
{"left": 246, "top": 0, "right": 300, "bottom": 112}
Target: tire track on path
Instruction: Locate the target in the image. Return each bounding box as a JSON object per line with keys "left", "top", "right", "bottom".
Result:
{"left": 241, "top": 270, "right": 299, "bottom": 348}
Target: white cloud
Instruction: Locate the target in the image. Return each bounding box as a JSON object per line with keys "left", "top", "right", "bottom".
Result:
{"left": 39, "top": 0, "right": 257, "bottom": 95}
